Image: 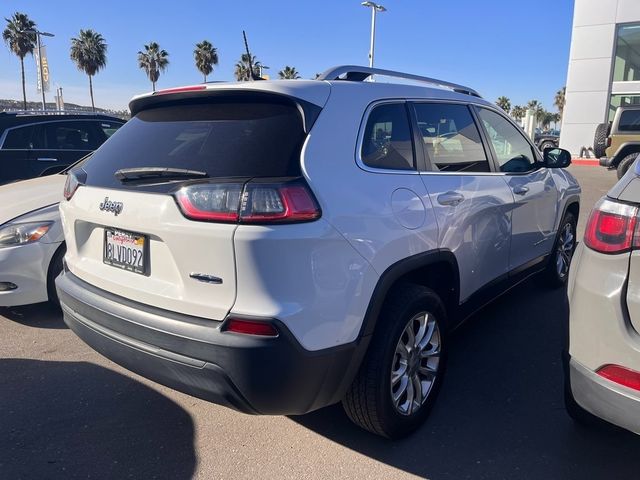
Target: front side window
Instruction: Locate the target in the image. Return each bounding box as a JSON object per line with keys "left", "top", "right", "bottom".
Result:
{"left": 414, "top": 103, "right": 489, "bottom": 172}
{"left": 44, "top": 121, "right": 100, "bottom": 150}
{"left": 361, "top": 103, "right": 415, "bottom": 170}
{"left": 477, "top": 108, "right": 537, "bottom": 173}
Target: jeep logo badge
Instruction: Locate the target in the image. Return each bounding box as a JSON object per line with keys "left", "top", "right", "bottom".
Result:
{"left": 99, "top": 197, "right": 123, "bottom": 216}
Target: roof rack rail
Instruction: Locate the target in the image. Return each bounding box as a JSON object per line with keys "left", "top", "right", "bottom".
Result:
{"left": 0, "top": 109, "right": 104, "bottom": 116}
{"left": 317, "top": 65, "right": 482, "bottom": 98}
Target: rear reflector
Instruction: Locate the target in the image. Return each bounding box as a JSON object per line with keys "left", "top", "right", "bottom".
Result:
{"left": 63, "top": 171, "right": 80, "bottom": 201}
{"left": 597, "top": 364, "right": 640, "bottom": 391}
{"left": 174, "top": 178, "right": 321, "bottom": 224}
{"left": 584, "top": 198, "right": 639, "bottom": 253}
{"left": 224, "top": 318, "right": 279, "bottom": 337}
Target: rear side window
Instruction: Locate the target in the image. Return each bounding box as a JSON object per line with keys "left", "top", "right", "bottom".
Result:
{"left": 99, "top": 121, "right": 123, "bottom": 138}
{"left": 414, "top": 103, "right": 489, "bottom": 172}
{"left": 619, "top": 110, "right": 640, "bottom": 132}
{"left": 2, "top": 124, "right": 43, "bottom": 149}
{"left": 82, "top": 98, "right": 307, "bottom": 191}
{"left": 361, "top": 103, "right": 415, "bottom": 171}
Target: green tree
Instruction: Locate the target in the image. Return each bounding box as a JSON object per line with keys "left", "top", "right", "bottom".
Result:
{"left": 527, "top": 100, "right": 545, "bottom": 126}
{"left": 554, "top": 86, "right": 566, "bottom": 118}
{"left": 70, "top": 29, "right": 107, "bottom": 112}
{"left": 495, "top": 96, "right": 511, "bottom": 114}
{"left": 194, "top": 40, "right": 218, "bottom": 82}
{"left": 511, "top": 105, "right": 526, "bottom": 122}
{"left": 2, "top": 12, "right": 37, "bottom": 110}
{"left": 137, "top": 42, "right": 169, "bottom": 91}
{"left": 278, "top": 66, "right": 301, "bottom": 79}
{"left": 234, "top": 53, "right": 263, "bottom": 81}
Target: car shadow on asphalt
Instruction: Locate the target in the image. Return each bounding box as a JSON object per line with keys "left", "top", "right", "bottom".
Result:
{"left": 292, "top": 279, "right": 640, "bottom": 479}
{"left": 0, "top": 303, "right": 67, "bottom": 329}
{"left": 0, "top": 359, "right": 196, "bottom": 479}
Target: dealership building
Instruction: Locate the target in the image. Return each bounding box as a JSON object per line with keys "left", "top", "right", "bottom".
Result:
{"left": 561, "top": 0, "right": 640, "bottom": 154}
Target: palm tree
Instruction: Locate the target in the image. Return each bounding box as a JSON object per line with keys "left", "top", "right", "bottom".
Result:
{"left": 495, "top": 96, "right": 511, "bottom": 114}
{"left": 554, "top": 86, "right": 566, "bottom": 118}
{"left": 511, "top": 105, "right": 525, "bottom": 123}
{"left": 527, "top": 100, "right": 545, "bottom": 126}
{"left": 278, "top": 66, "right": 301, "bottom": 79}
{"left": 234, "top": 53, "right": 262, "bottom": 81}
{"left": 2, "top": 12, "right": 36, "bottom": 110}
{"left": 137, "top": 42, "right": 169, "bottom": 91}
{"left": 69, "top": 29, "right": 107, "bottom": 112}
{"left": 194, "top": 40, "right": 218, "bottom": 82}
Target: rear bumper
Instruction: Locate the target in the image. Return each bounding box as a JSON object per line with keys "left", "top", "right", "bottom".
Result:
{"left": 569, "top": 356, "right": 640, "bottom": 435}
{"left": 56, "top": 271, "right": 367, "bottom": 415}
{"left": 599, "top": 157, "right": 613, "bottom": 167}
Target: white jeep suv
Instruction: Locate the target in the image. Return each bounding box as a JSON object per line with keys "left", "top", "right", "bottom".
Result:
{"left": 56, "top": 66, "right": 581, "bottom": 438}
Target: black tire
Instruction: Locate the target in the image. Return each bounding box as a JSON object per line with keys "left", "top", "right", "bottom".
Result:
{"left": 616, "top": 153, "right": 639, "bottom": 179}
{"left": 544, "top": 212, "right": 577, "bottom": 288}
{"left": 342, "top": 284, "right": 447, "bottom": 439}
{"left": 539, "top": 141, "right": 556, "bottom": 152}
{"left": 47, "top": 243, "right": 66, "bottom": 308}
{"left": 593, "top": 122, "right": 610, "bottom": 159}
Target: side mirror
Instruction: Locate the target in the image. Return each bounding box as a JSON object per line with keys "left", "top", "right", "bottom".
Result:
{"left": 543, "top": 147, "right": 571, "bottom": 168}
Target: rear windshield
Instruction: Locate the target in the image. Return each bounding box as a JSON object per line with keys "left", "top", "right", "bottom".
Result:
{"left": 619, "top": 110, "right": 640, "bottom": 132}
{"left": 82, "top": 97, "right": 307, "bottom": 191}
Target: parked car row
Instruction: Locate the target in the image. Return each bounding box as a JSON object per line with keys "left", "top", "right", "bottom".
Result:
{"left": 1, "top": 67, "right": 638, "bottom": 440}
{"left": 0, "top": 112, "right": 124, "bottom": 308}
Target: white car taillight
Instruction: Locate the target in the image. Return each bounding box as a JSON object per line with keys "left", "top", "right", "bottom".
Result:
{"left": 174, "top": 179, "right": 321, "bottom": 224}
{"left": 584, "top": 198, "right": 640, "bottom": 254}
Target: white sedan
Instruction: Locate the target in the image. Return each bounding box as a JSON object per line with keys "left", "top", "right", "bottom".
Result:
{"left": 0, "top": 174, "right": 66, "bottom": 307}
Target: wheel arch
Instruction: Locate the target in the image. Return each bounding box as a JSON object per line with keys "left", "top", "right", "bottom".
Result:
{"left": 611, "top": 143, "right": 640, "bottom": 167}
{"left": 360, "top": 249, "right": 460, "bottom": 339}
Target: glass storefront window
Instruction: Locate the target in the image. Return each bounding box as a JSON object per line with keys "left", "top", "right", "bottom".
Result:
{"left": 613, "top": 24, "right": 640, "bottom": 82}
{"left": 609, "top": 94, "right": 640, "bottom": 121}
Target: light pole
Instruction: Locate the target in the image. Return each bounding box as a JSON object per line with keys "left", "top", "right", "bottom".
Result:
{"left": 361, "top": 1, "right": 386, "bottom": 68}
{"left": 23, "top": 28, "right": 54, "bottom": 111}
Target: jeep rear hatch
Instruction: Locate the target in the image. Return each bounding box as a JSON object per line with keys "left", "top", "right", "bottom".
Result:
{"left": 61, "top": 90, "right": 325, "bottom": 321}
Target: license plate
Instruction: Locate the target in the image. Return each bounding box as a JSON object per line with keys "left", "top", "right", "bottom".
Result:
{"left": 103, "top": 228, "right": 148, "bottom": 275}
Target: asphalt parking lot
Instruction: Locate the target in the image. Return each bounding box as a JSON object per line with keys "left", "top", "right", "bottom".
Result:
{"left": 2, "top": 165, "right": 639, "bottom": 480}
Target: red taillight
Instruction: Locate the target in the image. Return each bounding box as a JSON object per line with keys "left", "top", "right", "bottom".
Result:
{"left": 606, "top": 137, "right": 612, "bottom": 148}
{"left": 597, "top": 364, "right": 640, "bottom": 391}
{"left": 224, "top": 318, "right": 278, "bottom": 337}
{"left": 154, "top": 85, "right": 207, "bottom": 95}
{"left": 240, "top": 184, "right": 321, "bottom": 223}
{"left": 174, "top": 179, "right": 321, "bottom": 224}
{"left": 63, "top": 172, "right": 80, "bottom": 201}
{"left": 584, "top": 198, "right": 639, "bottom": 253}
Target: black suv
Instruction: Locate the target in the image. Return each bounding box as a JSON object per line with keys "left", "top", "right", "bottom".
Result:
{"left": 0, "top": 111, "right": 125, "bottom": 185}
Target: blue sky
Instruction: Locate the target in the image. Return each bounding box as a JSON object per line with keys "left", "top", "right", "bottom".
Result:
{"left": 0, "top": 0, "right": 574, "bottom": 111}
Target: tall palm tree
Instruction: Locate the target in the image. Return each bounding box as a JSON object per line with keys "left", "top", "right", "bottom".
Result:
{"left": 278, "top": 66, "right": 301, "bottom": 79}
{"left": 137, "top": 42, "right": 169, "bottom": 91}
{"left": 2, "top": 12, "right": 36, "bottom": 110}
{"left": 554, "top": 86, "right": 566, "bottom": 118}
{"left": 70, "top": 29, "right": 107, "bottom": 112}
{"left": 511, "top": 105, "right": 525, "bottom": 123}
{"left": 194, "top": 40, "right": 218, "bottom": 82}
{"left": 495, "top": 96, "right": 511, "bottom": 114}
{"left": 527, "top": 100, "right": 545, "bottom": 126}
{"left": 234, "top": 53, "right": 262, "bottom": 81}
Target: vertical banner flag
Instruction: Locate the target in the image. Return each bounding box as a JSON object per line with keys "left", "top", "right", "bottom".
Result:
{"left": 35, "top": 46, "right": 51, "bottom": 93}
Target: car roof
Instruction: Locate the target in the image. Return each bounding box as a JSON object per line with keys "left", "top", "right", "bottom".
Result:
{"left": 0, "top": 112, "right": 125, "bottom": 130}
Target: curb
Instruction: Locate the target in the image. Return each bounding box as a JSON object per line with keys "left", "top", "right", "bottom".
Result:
{"left": 572, "top": 158, "right": 599, "bottom": 166}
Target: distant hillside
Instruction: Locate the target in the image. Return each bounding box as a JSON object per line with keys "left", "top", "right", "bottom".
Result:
{"left": 0, "top": 99, "right": 129, "bottom": 119}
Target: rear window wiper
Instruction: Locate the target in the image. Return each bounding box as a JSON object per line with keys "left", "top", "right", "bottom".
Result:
{"left": 114, "top": 167, "right": 208, "bottom": 182}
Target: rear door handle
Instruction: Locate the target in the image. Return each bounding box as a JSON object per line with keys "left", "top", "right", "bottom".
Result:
{"left": 37, "top": 157, "right": 58, "bottom": 162}
{"left": 437, "top": 191, "right": 465, "bottom": 206}
{"left": 513, "top": 185, "right": 529, "bottom": 195}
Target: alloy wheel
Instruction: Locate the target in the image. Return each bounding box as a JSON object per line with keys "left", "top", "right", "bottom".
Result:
{"left": 390, "top": 312, "right": 441, "bottom": 416}
{"left": 556, "top": 222, "right": 575, "bottom": 278}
